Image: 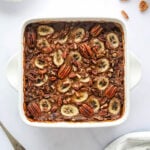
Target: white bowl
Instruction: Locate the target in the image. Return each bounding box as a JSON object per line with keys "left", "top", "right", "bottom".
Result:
{"left": 18, "top": 18, "right": 129, "bottom": 128}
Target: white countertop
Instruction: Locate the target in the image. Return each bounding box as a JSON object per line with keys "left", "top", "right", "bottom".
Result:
{"left": 0, "top": 0, "right": 150, "bottom": 149}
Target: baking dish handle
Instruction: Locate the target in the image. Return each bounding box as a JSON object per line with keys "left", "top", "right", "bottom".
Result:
{"left": 128, "top": 52, "right": 142, "bottom": 89}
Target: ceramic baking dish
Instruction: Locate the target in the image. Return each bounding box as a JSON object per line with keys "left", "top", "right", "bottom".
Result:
{"left": 19, "top": 18, "right": 129, "bottom": 127}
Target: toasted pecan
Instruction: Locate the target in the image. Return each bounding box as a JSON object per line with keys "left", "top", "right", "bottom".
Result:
{"left": 79, "top": 104, "right": 94, "bottom": 117}
{"left": 79, "top": 43, "right": 93, "bottom": 58}
{"left": 90, "top": 24, "right": 103, "bottom": 37}
{"left": 104, "top": 85, "right": 117, "bottom": 98}
{"left": 27, "top": 102, "right": 41, "bottom": 117}
{"left": 58, "top": 63, "right": 72, "bottom": 79}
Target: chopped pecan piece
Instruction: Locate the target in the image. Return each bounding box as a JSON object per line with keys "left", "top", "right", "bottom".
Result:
{"left": 51, "top": 105, "right": 58, "bottom": 113}
{"left": 58, "top": 63, "right": 72, "bottom": 79}
{"left": 42, "top": 47, "right": 53, "bottom": 53}
{"left": 68, "top": 72, "right": 77, "bottom": 78}
{"left": 79, "top": 104, "right": 94, "bottom": 117}
{"left": 49, "top": 76, "right": 57, "bottom": 81}
{"left": 38, "top": 69, "right": 47, "bottom": 74}
{"left": 25, "top": 27, "right": 37, "bottom": 48}
{"left": 57, "top": 97, "right": 62, "bottom": 107}
{"left": 104, "top": 85, "right": 117, "bottom": 98}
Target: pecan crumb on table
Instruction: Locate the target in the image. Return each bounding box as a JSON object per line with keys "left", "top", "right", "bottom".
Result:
{"left": 121, "top": 10, "right": 129, "bottom": 20}
{"left": 23, "top": 21, "right": 125, "bottom": 122}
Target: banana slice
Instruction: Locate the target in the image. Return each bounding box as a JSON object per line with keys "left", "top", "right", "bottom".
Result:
{"left": 91, "top": 38, "right": 105, "bottom": 52}
{"left": 53, "top": 49, "right": 64, "bottom": 67}
{"left": 37, "top": 38, "right": 50, "bottom": 49}
{"left": 97, "top": 77, "right": 109, "bottom": 90}
{"left": 108, "top": 98, "right": 121, "bottom": 115}
{"left": 72, "top": 28, "right": 85, "bottom": 43}
{"left": 87, "top": 96, "right": 100, "bottom": 112}
{"left": 80, "top": 77, "right": 90, "bottom": 83}
{"left": 70, "top": 51, "right": 82, "bottom": 62}
{"left": 97, "top": 58, "right": 109, "bottom": 73}
{"left": 61, "top": 104, "right": 79, "bottom": 117}
{"left": 58, "top": 35, "right": 68, "bottom": 44}
{"left": 57, "top": 78, "right": 71, "bottom": 93}
{"left": 39, "top": 99, "right": 51, "bottom": 112}
{"left": 72, "top": 91, "right": 88, "bottom": 103}
{"left": 34, "top": 57, "right": 46, "bottom": 69}
{"left": 106, "top": 33, "right": 119, "bottom": 49}
{"left": 37, "top": 25, "right": 54, "bottom": 36}
{"left": 34, "top": 75, "right": 48, "bottom": 87}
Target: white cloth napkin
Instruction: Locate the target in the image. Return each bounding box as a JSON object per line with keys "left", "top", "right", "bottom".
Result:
{"left": 105, "top": 132, "right": 150, "bottom": 150}
{"left": 0, "top": 127, "right": 13, "bottom": 150}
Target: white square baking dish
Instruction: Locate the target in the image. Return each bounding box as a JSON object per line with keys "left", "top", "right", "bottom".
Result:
{"left": 18, "top": 18, "right": 129, "bottom": 127}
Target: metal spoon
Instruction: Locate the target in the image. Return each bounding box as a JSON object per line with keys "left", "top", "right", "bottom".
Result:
{"left": 0, "top": 121, "right": 25, "bottom": 150}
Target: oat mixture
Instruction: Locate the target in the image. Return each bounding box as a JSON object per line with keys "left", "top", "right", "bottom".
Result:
{"left": 23, "top": 21, "right": 125, "bottom": 122}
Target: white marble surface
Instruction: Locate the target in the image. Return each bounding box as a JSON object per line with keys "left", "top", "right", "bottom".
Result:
{"left": 0, "top": 0, "right": 150, "bottom": 149}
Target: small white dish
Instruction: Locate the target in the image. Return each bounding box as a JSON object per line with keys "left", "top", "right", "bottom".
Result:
{"left": 6, "top": 52, "right": 141, "bottom": 91}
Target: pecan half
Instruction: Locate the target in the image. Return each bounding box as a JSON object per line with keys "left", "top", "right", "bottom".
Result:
{"left": 139, "top": 0, "right": 149, "bottom": 12}
{"left": 25, "top": 27, "right": 37, "bottom": 48}
{"left": 79, "top": 43, "right": 93, "bottom": 58}
{"left": 27, "top": 102, "right": 41, "bottom": 117}
{"left": 79, "top": 104, "right": 94, "bottom": 117}
{"left": 104, "top": 85, "right": 117, "bottom": 98}
{"left": 58, "top": 63, "right": 72, "bottom": 79}
{"left": 90, "top": 24, "right": 103, "bottom": 37}
{"left": 49, "top": 76, "right": 57, "bottom": 81}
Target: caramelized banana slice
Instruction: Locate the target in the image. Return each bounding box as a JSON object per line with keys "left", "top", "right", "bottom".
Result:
{"left": 87, "top": 96, "right": 100, "bottom": 112}
{"left": 72, "top": 28, "right": 85, "bottom": 43}
{"left": 34, "top": 57, "right": 46, "bottom": 69}
{"left": 73, "top": 91, "right": 88, "bottom": 103}
{"left": 36, "top": 38, "right": 50, "bottom": 49}
{"left": 80, "top": 77, "right": 90, "bottom": 83}
{"left": 53, "top": 49, "right": 64, "bottom": 67}
{"left": 97, "top": 77, "right": 109, "bottom": 90}
{"left": 34, "top": 75, "right": 48, "bottom": 87}
{"left": 106, "top": 33, "right": 119, "bottom": 49}
{"left": 97, "top": 58, "right": 109, "bottom": 73}
{"left": 57, "top": 78, "right": 71, "bottom": 93}
{"left": 61, "top": 104, "right": 79, "bottom": 117}
{"left": 58, "top": 35, "right": 68, "bottom": 44}
{"left": 37, "top": 25, "right": 54, "bottom": 36}
{"left": 108, "top": 98, "right": 121, "bottom": 115}
{"left": 70, "top": 51, "right": 82, "bottom": 62}
{"left": 91, "top": 38, "right": 105, "bottom": 52}
{"left": 39, "top": 99, "right": 51, "bottom": 112}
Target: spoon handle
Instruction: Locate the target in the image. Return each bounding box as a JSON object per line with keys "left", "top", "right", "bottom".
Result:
{"left": 0, "top": 121, "right": 25, "bottom": 150}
